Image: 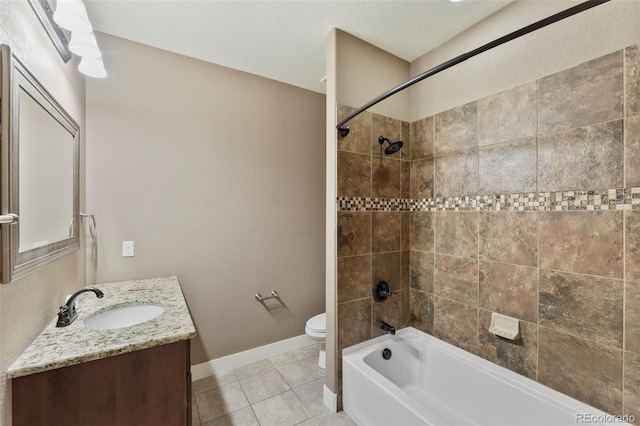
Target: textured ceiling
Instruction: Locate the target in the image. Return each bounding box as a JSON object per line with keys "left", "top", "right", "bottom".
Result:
{"left": 85, "top": 0, "right": 513, "bottom": 93}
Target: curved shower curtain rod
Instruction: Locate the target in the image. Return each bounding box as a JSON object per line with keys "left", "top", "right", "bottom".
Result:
{"left": 336, "top": 0, "right": 610, "bottom": 137}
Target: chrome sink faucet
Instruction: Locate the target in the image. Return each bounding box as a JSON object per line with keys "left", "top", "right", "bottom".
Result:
{"left": 56, "top": 288, "right": 104, "bottom": 327}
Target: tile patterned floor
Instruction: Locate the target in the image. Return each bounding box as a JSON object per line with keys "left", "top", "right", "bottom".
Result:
{"left": 192, "top": 344, "right": 356, "bottom": 426}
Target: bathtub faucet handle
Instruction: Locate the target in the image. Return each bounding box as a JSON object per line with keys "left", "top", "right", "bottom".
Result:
{"left": 373, "top": 281, "right": 396, "bottom": 303}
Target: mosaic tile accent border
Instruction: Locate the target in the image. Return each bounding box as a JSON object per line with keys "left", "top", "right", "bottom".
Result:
{"left": 337, "top": 188, "right": 640, "bottom": 212}
{"left": 337, "top": 197, "right": 411, "bottom": 212}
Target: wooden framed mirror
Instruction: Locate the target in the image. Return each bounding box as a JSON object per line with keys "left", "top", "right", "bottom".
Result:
{"left": 0, "top": 45, "right": 80, "bottom": 283}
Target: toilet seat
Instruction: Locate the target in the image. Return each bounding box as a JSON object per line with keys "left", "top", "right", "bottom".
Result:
{"left": 305, "top": 313, "right": 326, "bottom": 369}
{"left": 306, "top": 313, "right": 326, "bottom": 334}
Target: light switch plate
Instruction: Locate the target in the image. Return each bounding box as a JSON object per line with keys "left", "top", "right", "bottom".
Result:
{"left": 122, "top": 241, "right": 134, "bottom": 257}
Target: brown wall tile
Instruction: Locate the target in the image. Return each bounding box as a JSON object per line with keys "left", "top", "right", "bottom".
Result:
{"left": 434, "top": 149, "right": 478, "bottom": 197}
{"left": 337, "top": 49, "right": 636, "bottom": 411}
{"left": 627, "top": 45, "right": 640, "bottom": 117}
{"left": 337, "top": 151, "right": 371, "bottom": 197}
{"left": 478, "top": 137, "right": 537, "bottom": 194}
{"left": 627, "top": 211, "right": 640, "bottom": 282}
{"left": 538, "top": 327, "right": 623, "bottom": 415}
{"left": 627, "top": 116, "right": 640, "bottom": 187}
{"left": 337, "top": 212, "right": 371, "bottom": 257}
{"left": 625, "top": 352, "right": 640, "bottom": 423}
{"left": 410, "top": 211, "right": 434, "bottom": 252}
{"left": 479, "top": 211, "right": 537, "bottom": 267}
{"left": 372, "top": 157, "right": 401, "bottom": 198}
{"left": 338, "top": 105, "right": 371, "bottom": 155}
{"left": 372, "top": 113, "right": 401, "bottom": 157}
{"left": 626, "top": 280, "right": 640, "bottom": 354}
{"left": 410, "top": 289, "right": 434, "bottom": 335}
{"left": 539, "top": 211, "right": 623, "bottom": 279}
{"left": 372, "top": 212, "right": 401, "bottom": 253}
{"left": 434, "top": 297, "right": 478, "bottom": 354}
{"left": 372, "top": 289, "right": 409, "bottom": 337}
{"left": 478, "top": 82, "right": 537, "bottom": 146}
{"left": 410, "top": 158, "right": 434, "bottom": 199}
{"left": 434, "top": 101, "right": 478, "bottom": 155}
{"left": 401, "top": 250, "right": 410, "bottom": 290}
{"left": 410, "top": 250, "right": 434, "bottom": 294}
{"left": 478, "top": 310, "right": 537, "bottom": 379}
{"left": 338, "top": 298, "right": 371, "bottom": 350}
{"left": 400, "top": 161, "right": 411, "bottom": 199}
{"left": 337, "top": 255, "right": 372, "bottom": 304}
{"left": 539, "top": 50, "right": 623, "bottom": 134}
{"left": 401, "top": 121, "right": 411, "bottom": 161}
{"left": 372, "top": 251, "right": 401, "bottom": 292}
{"left": 539, "top": 270, "right": 623, "bottom": 347}
{"left": 411, "top": 116, "right": 434, "bottom": 160}
{"left": 538, "top": 120, "right": 624, "bottom": 192}
{"left": 435, "top": 212, "right": 478, "bottom": 258}
{"left": 400, "top": 212, "right": 410, "bottom": 251}
{"left": 435, "top": 254, "right": 478, "bottom": 306}
{"left": 479, "top": 261, "right": 537, "bottom": 323}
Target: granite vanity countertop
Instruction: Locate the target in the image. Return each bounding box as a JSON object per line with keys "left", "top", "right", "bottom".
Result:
{"left": 7, "top": 276, "right": 196, "bottom": 379}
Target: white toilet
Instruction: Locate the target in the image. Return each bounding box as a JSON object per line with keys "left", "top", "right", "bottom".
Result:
{"left": 305, "top": 313, "right": 326, "bottom": 369}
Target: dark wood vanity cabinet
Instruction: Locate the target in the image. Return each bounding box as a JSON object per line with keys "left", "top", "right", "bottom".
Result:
{"left": 12, "top": 340, "right": 192, "bottom": 426}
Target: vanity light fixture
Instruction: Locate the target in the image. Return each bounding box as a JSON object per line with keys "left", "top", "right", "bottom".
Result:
{"left": 68, "top": 31, "right": 101, "bottom": 59}
{"left": 53, "top": 0, "right": 92, "bottom": 33}
{"left": 78, "top": 57, "right": 107, "bottom": 78}
{"left": 75, "top": 34, "right": 107, "bottom": 78}
{"left": 53, "top": 0, "right": 107, "bottom": 78}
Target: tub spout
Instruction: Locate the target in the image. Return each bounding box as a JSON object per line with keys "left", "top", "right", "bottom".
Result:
{"left": 378, "top": 320, "right": 396, "bottom": 335}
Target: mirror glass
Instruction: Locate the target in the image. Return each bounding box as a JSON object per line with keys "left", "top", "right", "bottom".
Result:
{"left": 18, "top": 88, "right": 75, "bottom": 252}
{"left": 1, "top": 45, "right": 79, "bottom": 283}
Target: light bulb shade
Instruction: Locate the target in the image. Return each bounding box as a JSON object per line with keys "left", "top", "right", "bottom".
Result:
{"left": 78, "top": 57, "right": 107, "bottom": 78}
{"left": 69, "top": 32, "right": 101, "bottom": 58}
{"left": 53, "top": 0, "right": 93, "bottom": 33}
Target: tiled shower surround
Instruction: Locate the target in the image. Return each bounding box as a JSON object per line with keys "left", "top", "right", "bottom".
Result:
{"left": 336, "top": 45, "right": 640, "bottom": 420}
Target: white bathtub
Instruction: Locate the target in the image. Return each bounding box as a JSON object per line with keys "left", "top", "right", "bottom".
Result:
{"left": 343, "top": 327, "right": 628, "bottom": 426}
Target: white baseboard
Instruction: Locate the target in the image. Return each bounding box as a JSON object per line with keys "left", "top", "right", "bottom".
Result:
{"left": 323, "top": 384, "right": 338, "bottom": 413}
{"left": 191, "top": 334, "right": 317, "bottom": 381}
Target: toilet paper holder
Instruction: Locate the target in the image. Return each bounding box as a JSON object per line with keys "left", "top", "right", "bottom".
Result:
{"left": 255, "top": 291, "right": 279, "bottom": 302}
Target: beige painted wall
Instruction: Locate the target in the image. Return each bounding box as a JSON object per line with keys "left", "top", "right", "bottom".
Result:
{"left": 336, "top": 30, "right": 410, "bottom": 122}
{"left": 410, "top": 0, "right": 640, "bottom": 120}
{"left": 85, "top": 34, "right": 326, "bottom": 364}
{"left": 0, "top": 1, "right": 86, "bottom": 425}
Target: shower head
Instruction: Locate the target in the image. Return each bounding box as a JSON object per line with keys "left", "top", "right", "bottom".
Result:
{"left": 378, "top": 136, "right": 403, "bottom": 155}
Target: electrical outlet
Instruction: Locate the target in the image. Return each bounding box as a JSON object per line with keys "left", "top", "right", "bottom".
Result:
{"left": 122, "top": 241, "right": 134, "bottom": 257}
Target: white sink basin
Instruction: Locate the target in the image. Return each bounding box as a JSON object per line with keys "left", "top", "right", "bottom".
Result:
{"left": 84, "top": 304, "right": 164, "bottom": 330}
